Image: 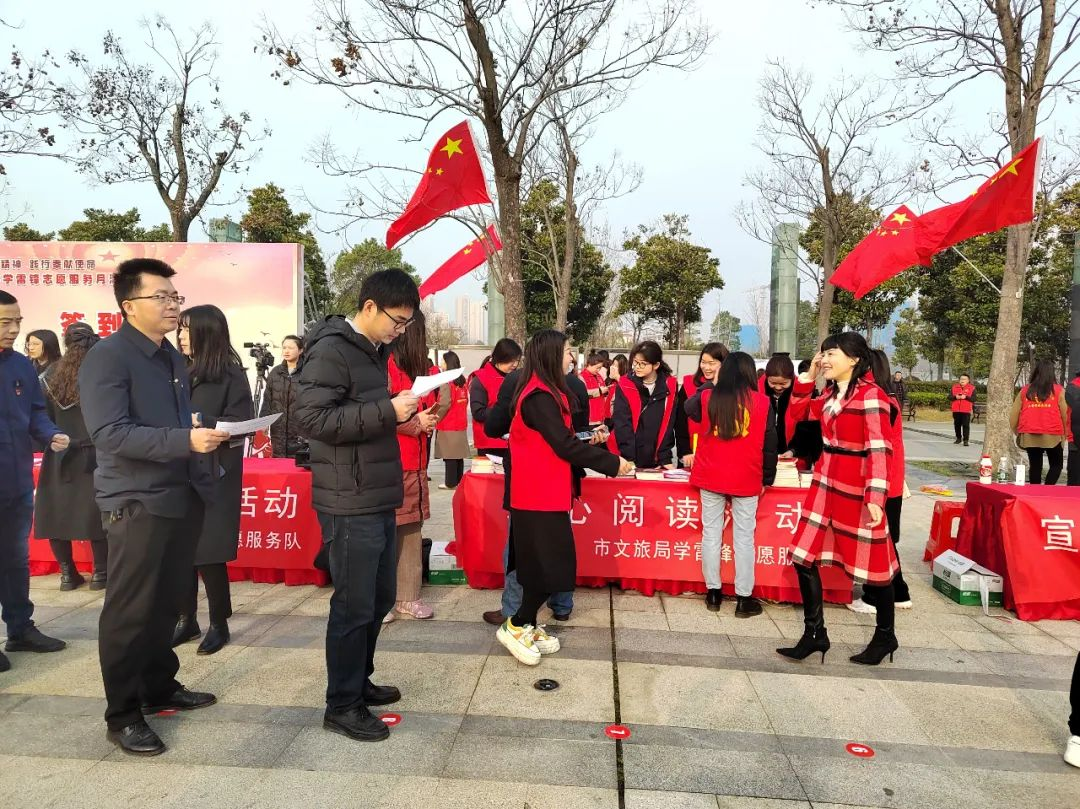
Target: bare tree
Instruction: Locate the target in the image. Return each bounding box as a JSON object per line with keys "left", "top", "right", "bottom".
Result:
{"left": 0, "top": 19, "right": 61, "bottom": 175}
{"left": 262, "top": 0, "right": 709, "bottom": 343}
{"left": 745, "top": 284, "right": 772, "bottom": 358}
{"left": 58, "top": 17, "right": 267, "bottom": 240}
{"left": 827, "top": 0, "right": 1080, "bottom": 463}
{"left": 737, "top": 61, "right": 914, "bottom": 345}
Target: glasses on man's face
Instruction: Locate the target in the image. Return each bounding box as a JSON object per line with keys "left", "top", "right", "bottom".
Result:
{"left": 379, "top": 308, "right": 415, "bottom": 330}
{"left": 631, "top": 360, "right": 654, "bottom": 370}
{"left": 128, "top": 293, "right": 185, "bottom": 307}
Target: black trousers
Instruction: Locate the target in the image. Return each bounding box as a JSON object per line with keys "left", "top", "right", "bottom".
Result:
{"left": 98, "top": 493, "right": 204, "bottom": 731}
{"left": 1068, "top": 444, "right": 1079, "bottom": 487}
{"left": 953, "top": 412, "right": 971, "bottom": 443}
{"left": 319, "top": 509, "right": 397, "bottom": 713}
{"left": 183, "top": 563, "right": 233, "bottom": 626}
{"left": 444, "top": 459, "right": 464, "bottom": 488}
{"left": 863, "top": 496, "right": 910, "bottom": 605}
{"left": 1026, "top": 445, "right": 1064, "bottom": 486}
{"left": 1070, "top": 652, "right": 1080, "bottom": 735}
{"left": 49, "top": 539, "right": 108, "bottom": 572}
{"left": 513, "top": 588, "right": 550, "bottom": 628}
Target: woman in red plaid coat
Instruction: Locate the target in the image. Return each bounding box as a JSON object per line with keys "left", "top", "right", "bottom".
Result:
{"left": 779, "top": 332, "right": 900, "bottom": 666}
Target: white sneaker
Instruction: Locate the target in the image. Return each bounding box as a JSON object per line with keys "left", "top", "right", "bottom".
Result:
{"left": 895, "top": 599, "right": 913, "bottom": 610}
{"left": 531, "top": 625, "right": 560, "bottom": 655}
{"left": 382, "top": 611, "right": 396, "bottom": 624}
{"left": 846, "top": 598, "right": 877, "bottom": 614}
{"left": 1065, "top": 735, "right": 1080, "bottom": 768}
{"left": 496, "top": 620, "right": 541, "bottom": 666}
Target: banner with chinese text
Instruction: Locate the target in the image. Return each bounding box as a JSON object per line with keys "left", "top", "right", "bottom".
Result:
{"left": 1001, "top": 496, "right": 1080, "bottom": 621}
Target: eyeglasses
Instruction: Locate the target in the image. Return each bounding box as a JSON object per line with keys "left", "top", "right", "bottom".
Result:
{"left": 127, "top": 294, "right": 185, "bottom": 307}
{"left": 379, "top": 308, "right": 415, "bottom": 329}
{"left": 631, "top": 360, "right": 655, "bottom": 369}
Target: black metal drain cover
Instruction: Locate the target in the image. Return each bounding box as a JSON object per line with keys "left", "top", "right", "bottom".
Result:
{"left": 533, "top": 678, "right": 560, "bottom": 692}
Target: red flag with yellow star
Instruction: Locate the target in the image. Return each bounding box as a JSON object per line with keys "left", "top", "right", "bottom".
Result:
{"left": 915, "top": 138, "right": 1040, "bottom": 258}
{"left": 828, "top": 205, "right": 928, "bottom": 299}
{"left": 386, "top": 121, "right": 492, "bottom": 249}
{"left": 417, "top": 225, "right": 502, "bottom": 299}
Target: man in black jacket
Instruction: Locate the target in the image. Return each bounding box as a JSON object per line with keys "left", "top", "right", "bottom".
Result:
{"left": 295, "top": 269, "right": 419, "bottom": 743}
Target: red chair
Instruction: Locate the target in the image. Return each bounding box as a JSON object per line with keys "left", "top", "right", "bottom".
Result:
{"left": 923, "top": 500, "right": 966, "bottom": 563}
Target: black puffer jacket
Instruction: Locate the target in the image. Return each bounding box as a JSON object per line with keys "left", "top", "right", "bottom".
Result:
{"left": 260, "top": 363, "right": 303, "bottom": 457}
{"left": 295, "top": 316, "right": 402, "bottom": 515}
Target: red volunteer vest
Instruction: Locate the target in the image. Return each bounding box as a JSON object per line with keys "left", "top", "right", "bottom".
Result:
{"left": 1016, "top": 384, "right": 1065, "bottom": 436}
{"left": 690, "top": 389, "right": 770, "bottom": 497}
{"left": 439, "top": 382, "right": 469, "bottom": 431}
{"left": 682, "top": 375, "right": 704, "bottom": 443}
{"left": 388, "top": 358, "right": 438, "bottom": 471}
{"left": 951, "top": 383, "right": 975, "bottom": 414}
{"left": 581, "top": 368, "right": 610, "bottom": 424}
{"left": 509, "top": 375, "right": 573, "bottom": 511}
{"left": 618, "top": 373, "right": 678, "bottom": 465}
{"left": 471, "top": 363, "right": 508, "bottom": 451}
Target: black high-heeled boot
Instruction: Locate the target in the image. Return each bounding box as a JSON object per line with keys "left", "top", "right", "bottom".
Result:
{"left": 777, "top": 563, "right": 830, "bottom": 663}
{"left": 851, "top": 583, "right": 898, "bottom": 665}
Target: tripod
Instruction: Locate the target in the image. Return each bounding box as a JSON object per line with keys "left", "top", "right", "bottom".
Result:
{"left": 247, "top": 363, "right": 271, "bottom": 458}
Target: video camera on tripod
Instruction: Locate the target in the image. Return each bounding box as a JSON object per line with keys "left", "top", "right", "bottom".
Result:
{"left": 244, "top": 342, "right": 275, "bottom": 376}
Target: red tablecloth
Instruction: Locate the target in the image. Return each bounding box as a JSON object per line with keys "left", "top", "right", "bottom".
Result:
{"left": 954, "top": 482, "right": 1080, "bottom": 621}
{"left": 452, "top": 472, "right": 853, "bottom": 603}
{"left": 30, "top": 457, "right": 329, "bottom": 586}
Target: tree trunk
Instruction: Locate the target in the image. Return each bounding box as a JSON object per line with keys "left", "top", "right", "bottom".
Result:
{"left": 494, "top": 176, "right": 526, "bottom": 345}
{"left": 981, "top": 222, "right": 1032, "bottom": 461}
{"left": 936, "top": 359, "right": 944, "bottom": 381}
{"left": 172, "top": 212, "right": 189, "bottom": 242}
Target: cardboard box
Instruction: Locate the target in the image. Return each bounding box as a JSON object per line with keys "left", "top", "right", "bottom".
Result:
{"left": 428, "top": 540, "right": 458, "bottom": 571}
{"left": 932, "top": 550, "right": 1003, "bottom": 609}
{"left": 427, "top": 569, "right": 467, "bottom": 586}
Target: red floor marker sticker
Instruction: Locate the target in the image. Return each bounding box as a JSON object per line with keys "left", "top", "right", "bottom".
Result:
{"left": 156, "top": 709, "right": 178, "bottom": 716}
{"left": 845, "top": 743, "right": 875, "bottom": 758}
{"left": 381, "top": 713, "right": 402, "bottom": 727}
{"left": 604, "top": 724, "right": 631, "bottom": 740}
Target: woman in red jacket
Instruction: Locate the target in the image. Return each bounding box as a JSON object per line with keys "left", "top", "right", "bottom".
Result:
{"left": 1010, "top": 359, "right": 1069, "bottom": 485}
{"left": 675, "top": 342, "right": 728, "bottom": 468}
{"left": 435, "top": 351, "right": 469, "bottom": 490}
{"left": 387, "top": 312, "right": 444, "bottom": 620}
{"left": 950, "top": 374, "right": 976, "bottom": 446}
{"left": 580, "top": 351, "right": 612, "bottom": 428}
{"left": 498, "top": 330, "right": 631, "bottom": 665}
{"left": 777, "top": 332, "right": 900, "bottom": 666}
{"left": 685, "top": 352, "right": 777, "bottom": 617}
{"left": 469, "top": 338, "right": 522, "bottom": 460}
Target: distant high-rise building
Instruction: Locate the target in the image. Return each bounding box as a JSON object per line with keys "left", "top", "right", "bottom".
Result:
{"left": 453, "top": 295, "right": 487, "bottom": 344}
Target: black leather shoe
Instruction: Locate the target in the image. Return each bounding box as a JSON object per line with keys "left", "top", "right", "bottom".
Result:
{"left": 5, "top": 626, "right": 66, "bottom": 653}
{"left": 323, "top": 706, "right": 390, "bottom": 742}
{"left": 142, "top": 686, "right": 217, "bottom": 715}
{"left": 0, "top": 650, "right": 9, "bottom": 672}
{"left": 59, "top": 564, "right": 86, "bottom": 591}
{"left": 171, "top": 615, "right": 201, "bottom": 647}
{"left": 88, "top": 571, "right": 107, "bottom": 591}
{"left": 735, "top": 596, "right": 763, "bottom": 618}
{"left": 364, "top": 682, "right": 401, "bottom": 706}
{"left": 107, "top": 720, "right": 166, "bottom": 756}
{"left": 706, "top": 589, "right": 723, "bottom": 612}
{"left": 196, "top": 623, "right": 230, "bottom": 656}
{"left": 552, "top": 611, "right": 572, "bottom": 622}
{"left": 482, "top": 610, "right": 504, "bottom": 626}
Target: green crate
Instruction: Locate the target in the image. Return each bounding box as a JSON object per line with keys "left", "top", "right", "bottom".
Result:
{"left": 427, "top": 569, "right": 467, "bottom": 585}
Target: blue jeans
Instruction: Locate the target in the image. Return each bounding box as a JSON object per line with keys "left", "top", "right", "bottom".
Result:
{"left": 500, "top": 533, "right": 573, "bottom": 618}
{"left": 0, "top": 492, "right": 36, "bottom": 638}
{"left": 319, "top": 510, "right": 397, "bottom": 712}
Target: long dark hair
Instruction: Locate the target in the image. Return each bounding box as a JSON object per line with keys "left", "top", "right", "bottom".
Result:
{"left": 820, "top": 332, "right": 873, "bottom": 401}
{"left": 442, "top": 349, "right": 466, "bottom": 387}
{"left": 481, "top": 337, "right": 522, "bottom": 370}
{"left": 693, "top": 342, "right": 729, "bottom": 384}
{"left": 1027, "top": 359, "right": 1056, "bottom": 401}
{"left": 512, "top": 329, "right": 574, "bottom": 413}
{"left": 26, "top": 329, "right": 61, "bottom": 371}
{"left": 46, "top": 323, "right": 100, "bottom": 407}
{"left": 629, "top": 340, "right": 672, "bottom": 376}
{"left": 869, "top": 349, "right": 895, "bottom": 399}
{"left": 392, "top": 310, "right": 430, "bottom": 380}
{"left": 179, "top": 304, "right": 243, "bottom": 384}
{"left": 707, "top": 352, "right": 758, "bottom": 440}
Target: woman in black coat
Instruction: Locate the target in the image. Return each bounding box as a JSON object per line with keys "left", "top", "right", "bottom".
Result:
{"left": 260, "top": 335, "right": 304, "bottom": 458}
{"left": 612, "top": 341, "right": 678, "bottom": 468}
{"left": 35, "top": 323, "right": 108, "bottom": 590}
{"left": 174, "top": 305, "right": 254, "bottom": 655}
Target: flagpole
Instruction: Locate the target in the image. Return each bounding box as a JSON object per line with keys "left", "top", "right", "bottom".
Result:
{"left": 951, "top": 247, "right": 1002, "bottom": 295}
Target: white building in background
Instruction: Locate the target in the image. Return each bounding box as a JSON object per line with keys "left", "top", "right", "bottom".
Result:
{"left": 454, "top": 295, "right": 487, "bottom": 344}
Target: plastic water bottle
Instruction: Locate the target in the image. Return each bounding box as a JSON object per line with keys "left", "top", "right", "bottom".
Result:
{"left": 997, "top": 457, "right": 1009, "bottom": 484}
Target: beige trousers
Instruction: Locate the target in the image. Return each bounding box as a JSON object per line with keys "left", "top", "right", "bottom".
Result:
{"left": 395, "top": 521, "right": 423, "bottom": 603}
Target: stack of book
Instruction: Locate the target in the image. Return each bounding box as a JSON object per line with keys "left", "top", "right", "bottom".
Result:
{"left": 774, "top": 461, "right": 801, "bottom": 488}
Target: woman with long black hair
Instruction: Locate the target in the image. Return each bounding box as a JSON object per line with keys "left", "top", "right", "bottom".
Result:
{"left": 35, "top": 322, "right": 108, "bottom": 590}
{"left": 260, "top": 335, "right": 305, "bottom": 458}
{"left": 174, "top": 304, "right": 254, "bottom": 654}
{"left": 25, "top": 329, "right": 61, "bottom": 376}
{"left": 1011, "top": 359, "right": 1069, "bottom": 485}
{"left": 470, "top": 338, "right": 522, "bottom": 460}
{"left": 435, "top": 350, "right": 469, "bottom": 490}
{"left": 778, "top": 332, "right": 900, "bottom": 666}
{"left": 675, "top": 342, "right": 728, "bottom": 468}
{"left": 497, "top": 330, "right": 631, "bottom": 665}
{"left": 612, "top": 340, "right": 678, "bottom": 468}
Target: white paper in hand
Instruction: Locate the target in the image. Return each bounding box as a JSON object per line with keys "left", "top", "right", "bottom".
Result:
{"left": 215, "top": 413, "right": 281, "bottom": 437}
{"left": 411, "top": 368, "right": 464, "bottom": 397}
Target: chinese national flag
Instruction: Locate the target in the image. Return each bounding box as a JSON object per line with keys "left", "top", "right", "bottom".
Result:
{"left": 915, "top": 138, "right": 1040, "bottom": 258}
{"left": 828, "top": 205, "right": 928, "bottom": 299}
{"left": 386, "top": 121, "right": 492, "bottom": 249}
{"left": 417, "top": 225, "right": 502, "bottom": 299}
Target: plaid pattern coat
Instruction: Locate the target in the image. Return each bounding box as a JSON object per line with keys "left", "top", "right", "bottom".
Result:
{"left": 787, "top": 376, "right": 899, "bottom": 585}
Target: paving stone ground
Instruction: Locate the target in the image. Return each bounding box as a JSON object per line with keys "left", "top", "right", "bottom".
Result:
{"left": 2, "top": 462, "right": 1077, "bottom": 808}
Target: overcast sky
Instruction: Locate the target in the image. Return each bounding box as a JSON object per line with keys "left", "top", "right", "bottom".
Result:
{"left": 3, "top": 1, "right": 1008, "bottom": 328}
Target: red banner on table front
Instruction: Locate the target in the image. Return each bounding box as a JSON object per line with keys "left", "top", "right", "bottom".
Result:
{"left": 1000, "top": 495, "right": 1080, "bottom": 621}
{"left": 452, "top": 472, "right": 852, "bottom": 602}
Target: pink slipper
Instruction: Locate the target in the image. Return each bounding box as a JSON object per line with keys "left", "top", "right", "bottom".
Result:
{"left": 395, "top": 599, "right": 434, "bottom": 619}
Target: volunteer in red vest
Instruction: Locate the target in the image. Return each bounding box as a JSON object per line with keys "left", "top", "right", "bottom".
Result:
{"left": 761, "top": 354, "right": 795, "bottom": 456}
{"left": 675, "top": 342, "right": 728, "bottom": 468}
{"left": 580, "top": 352, "right": 612, "bottom": 428}
{"left": 1066, "top": 370, "right": 1080, "bottom": 487}
{"left": 949, "top": 374, "right": 976, "bottom": 446}
{"left": 685, "top": 352, "right": 776, "bottom": 618}
{"left": 777, "top": 332, "right": 900, "bottom": 667}
{"left": 435, "top": 351, "right": 469, "bottom": 490}
{"left": 387, "top": 312, "right": 444, "bottom": 621}
{"left": 469, "top": 338, "right": 522, "bottom": 460}
{"left": 849, "top": 350, "right": 912, "bottom": 615}
{"left": 497, "top": 330, "right": 630, "bottom": 666}
{"left": 612, "top": 340, "right": 678, "bottom": 469}
{"left": 1010, "top": 359, "right": 1069, "bottom": 485}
